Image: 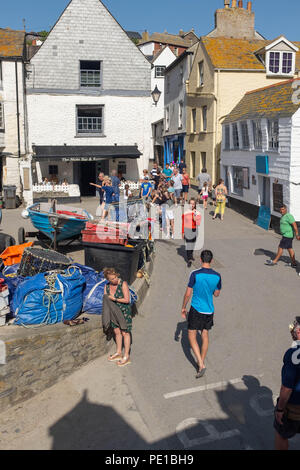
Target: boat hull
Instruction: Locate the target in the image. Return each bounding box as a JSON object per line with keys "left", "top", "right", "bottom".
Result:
{"left": 27, "top": 203, "right": 92, "bottom": 242}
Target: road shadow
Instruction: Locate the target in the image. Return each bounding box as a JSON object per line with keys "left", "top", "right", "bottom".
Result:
{"left": 254, "top": 248, "right": 300, "bottom": 273}
{"left": 48, "top": 375, "right": 285, "bottom": 450}
{"left": 49, "top": 389, "right": 153, "bottom": 450}
{"left": 176, "top": 245, "right": 188, "bottom": 263}
{"left": 174, "top": 321, "right": 202, "bottom": 372}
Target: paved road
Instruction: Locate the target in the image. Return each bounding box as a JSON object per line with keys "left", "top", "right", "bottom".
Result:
{"left": 1, "top": 202, "right": 300, "bottom": 449}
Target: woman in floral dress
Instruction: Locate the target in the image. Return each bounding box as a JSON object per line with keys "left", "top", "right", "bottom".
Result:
{"left": 104, "top": 268, "right": 132, "bottom": 367}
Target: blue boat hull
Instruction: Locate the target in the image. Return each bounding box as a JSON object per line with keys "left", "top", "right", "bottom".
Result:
{"left": 27, "top": 204, "right": 92, "bottom": 242}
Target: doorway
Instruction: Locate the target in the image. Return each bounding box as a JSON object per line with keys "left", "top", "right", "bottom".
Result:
{"left": 259, "top": 176, "right": 270, "bottom": 208}
{"left": 80, "top": 162, "right": 97, "bottom": 196}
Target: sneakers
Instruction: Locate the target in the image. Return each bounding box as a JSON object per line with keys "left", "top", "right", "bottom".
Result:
{"left": 187, "top": 261, "right": 192, "bottom": 268}
{"left": 265, "top": 260, "right": 278, "bottom": 266}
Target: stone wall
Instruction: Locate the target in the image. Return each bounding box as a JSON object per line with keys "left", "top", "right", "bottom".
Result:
{"left": 0, "top": 255, "right": 154, "bottom": 414}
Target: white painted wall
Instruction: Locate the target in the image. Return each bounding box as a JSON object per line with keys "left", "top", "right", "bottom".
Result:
{"left": 150, "top": 47, "right": 176, "bottom": 160}
{"left": 0, "top": 60, "right": 26, "bottom": 193}
{"left": 139, "top": 43, "right": 155, "bottom": 57}
{"left": 164, "top": 49, "right": 195, "bottom": 138}
{"left": 27, "top": 93, "right": 152, "bottom": 178}
{"left": 220, "top": 116, "right": 300, "bottom": 218}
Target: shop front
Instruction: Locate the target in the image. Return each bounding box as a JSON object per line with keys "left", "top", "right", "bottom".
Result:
{"left": 164, "top": 134, "right": 185, "bottom": 166}
{"left": 32, "top": 145, "right": 142, "bottom": 201}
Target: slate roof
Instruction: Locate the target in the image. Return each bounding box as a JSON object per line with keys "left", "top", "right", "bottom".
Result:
{"left": 223, "top": 78, "right": 300, "bottom": 124}
{"left": 139, "top": 32, "right": 197, "bottom": 48}
{"left": 201, "top": 37, "right": 300, "bottom": 71}
{"left": 126, "top": 31, "right": 142, "bottom": 40}
{"left": 0, "top": 28, "right": 25, "bottom": 58}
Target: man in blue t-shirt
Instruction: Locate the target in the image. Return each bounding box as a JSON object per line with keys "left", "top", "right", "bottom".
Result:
{"left": 141, "top": 177, "right": 152, "bottom": 202}
{"left": 163, "top": 163, "right": 173, "bottom": 181}
{"left": 274, "top": 318, "right": 300, "bottom": 450}
{"left": 181, "top": 250, "right": 222, "bottom": 379}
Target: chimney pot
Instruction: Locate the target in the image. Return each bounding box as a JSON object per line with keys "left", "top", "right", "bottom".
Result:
{"left": 232, "top": 0, "right": 237, "bottom": 7}
{"left": 238, "top": 0, "right": 243, "bottom": 7}
{"left": 247, "top": 1, "right": 252, "bottom": 11}
{"left": 224, "top": 0, "right": 230, "bottom": 7}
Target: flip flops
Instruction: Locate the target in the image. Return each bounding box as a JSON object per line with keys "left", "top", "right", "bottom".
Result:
{"left": 196, "top": 368, "right": 206, "bottom": 379}
{"left": 117, "top": 357, "right": 131, "bottom": 367}
{"left": 108, "top": 353, "right": 122, "bottom": 362}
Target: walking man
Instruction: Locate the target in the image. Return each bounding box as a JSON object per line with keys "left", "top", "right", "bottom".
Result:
{"left": 172, "top": 168, "right": 183, "bottom": 205}
{"left": 111, "top": 169, "right": 121, "bottom": 202}
{"left": 266, "top": 205, "right": 300, "bottom": 267}
{"left": 274, "top": 318, "right": 300, "bottom": 450}
{"left": 181, "top": 250, "right": 222, "bottom": 379}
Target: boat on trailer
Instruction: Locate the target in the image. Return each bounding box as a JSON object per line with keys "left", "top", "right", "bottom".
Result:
{"left": 21, "top": 201, "right": 93, "bottom": 250}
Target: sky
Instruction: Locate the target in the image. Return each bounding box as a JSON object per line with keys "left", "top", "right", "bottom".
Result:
{"left": 1, "top": 0, "right": 300, "bottom": 42}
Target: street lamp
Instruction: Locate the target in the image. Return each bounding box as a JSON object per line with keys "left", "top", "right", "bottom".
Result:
{"left": 151, "top": 85, "right": 162, "bottom": 107}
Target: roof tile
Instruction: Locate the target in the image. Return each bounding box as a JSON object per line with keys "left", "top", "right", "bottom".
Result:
{"left": 0, "top": 28, "right": 25, "bottom": 58}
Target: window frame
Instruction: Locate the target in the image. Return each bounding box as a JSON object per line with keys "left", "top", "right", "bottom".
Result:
{"left": 252, "top": 120, "right": 263, "bottom": 150}
{"left": 0, "top": 102, "right": 4, "bottom": 130}
{"left": 191, "top": 108, "right": 197, "bottom": 133}
{"left": 232, "top": 166, "right": 249, "bottom": 196}
{"left": 224, "top": 125, "right": 230, "bottom": 150}
{"left": 240, "top": 120, "right": 250, "bottom": 149}
{"left": 79, "top": 60, "right": 102, "bottom": 88}
{"left": 202, "top": 106, "right": 208, "bottom": 132}
{"left": 268, "top": 119, "right": 279, "bottom": 151}
{"left": 266, "top": 50, "right": 295, "bottom": 77}
{"left": 178, "top": 101, "right": 183, "bottom": 129}
{"left": 232, "top": 123, "right": 239, "bottom": 149}
{"left": 198, "top": 61, "right": 204, "bottom": 87}
{"left": 155, "top": 66, "right": 166, "bottom": 78}
{"left": 76, "top": 104, "right": 104, "bottom": 136}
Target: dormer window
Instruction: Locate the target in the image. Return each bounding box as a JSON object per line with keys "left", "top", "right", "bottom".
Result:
{"left": 268, "top": 51, "right": 294, "bottom": 76}
{"left": 265, "top": 37, "right": 298, "bottom": 77}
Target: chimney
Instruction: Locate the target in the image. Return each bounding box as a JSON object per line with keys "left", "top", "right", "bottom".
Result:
{"left": 142, "top": 30, "right": 149, "bottom": 42}
{"left": 179, "top": 29, "right": 184, "bottom": 37}
{"left": 212, "top": 0, "right": 255, "bottom": 39}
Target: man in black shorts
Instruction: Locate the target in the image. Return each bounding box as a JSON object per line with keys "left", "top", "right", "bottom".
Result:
{"left": 266, "top": 205, "right": 300, "bottom": 267}
{"left": 274, "top": 318, "right": 300, "bottom": 450}
{"left": 181, "top": 250, "right": 222, "bottom": 379}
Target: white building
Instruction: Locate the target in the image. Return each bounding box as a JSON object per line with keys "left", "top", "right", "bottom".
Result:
{"left": 220, "top": 78, "right": 300, "bottom": 223}
{"left": 0, "top": 29, "right": 28, "bottom": 197}
{"left": 150, "top": 46, "right": 176, "bottom": 165}
{"left": 163, "top": 43, "right": 197, "bottom": 165}
{"left": 26, "top": 0, "right": 152, "bottom": 198}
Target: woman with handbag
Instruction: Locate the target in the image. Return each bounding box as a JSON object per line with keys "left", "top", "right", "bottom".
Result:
{"left": 103, "top": 268, "right": 133, "bottom": 367}
{"left": 213, "top": 179, "right": 228, "bottom": 221}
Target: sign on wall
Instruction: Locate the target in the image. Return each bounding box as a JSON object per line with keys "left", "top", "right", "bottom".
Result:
{"left": 256, "top": 156, "right": 269, "bottom": 174}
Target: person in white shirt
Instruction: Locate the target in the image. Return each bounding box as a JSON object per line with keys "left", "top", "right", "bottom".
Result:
{"left": 200, "top": 182, "right": 209, "bottom": 210}
{"left": 171, "top": 168, "right": 183, "bottom": 205}
{"left": 123, "top": 184, "right": 132, "bottom": 201}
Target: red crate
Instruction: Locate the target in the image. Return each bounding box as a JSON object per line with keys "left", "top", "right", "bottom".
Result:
{"left": 82, "top": 222, "right": 128, "bottom": 246}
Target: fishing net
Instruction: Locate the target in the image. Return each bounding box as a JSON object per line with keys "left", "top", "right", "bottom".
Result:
{"left": 18, "top": 247, "right": 72, "bottom": 277}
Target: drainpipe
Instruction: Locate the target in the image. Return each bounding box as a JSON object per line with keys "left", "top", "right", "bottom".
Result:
{"left": 15, "top": 60, "right": 21, "bottom": 160}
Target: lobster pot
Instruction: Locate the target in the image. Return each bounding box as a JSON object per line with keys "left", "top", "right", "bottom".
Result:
{"left": 18, "top": 247, "right": 72, "bottom": 277}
